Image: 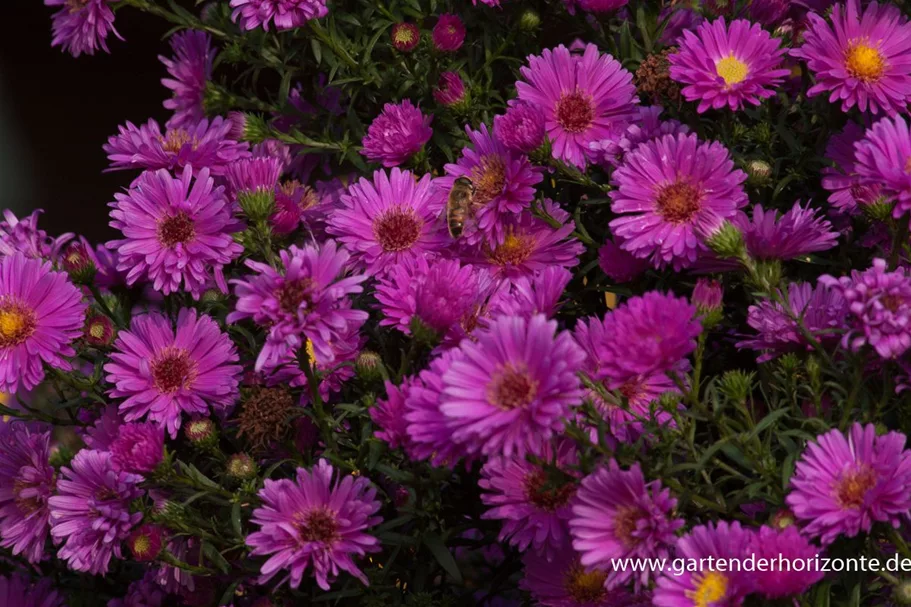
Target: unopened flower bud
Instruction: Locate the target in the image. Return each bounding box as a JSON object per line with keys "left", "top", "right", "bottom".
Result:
{"left": 519, "top": 9, "right": 541, "bottom": 31}
{"left": 433, "top": 72, "right": 467, "bottom": 109}
{"left": 391, "top": 23, "right": 420, "bottom": 52}
{"left": 84, "top": 314, "right": 116, "bottom": 347}
{"left": 719, "top": 370, "right": 754, "bottom": 403}
{"left": 227, "top": 453, "right": 257, "bottom": 480}
{"left": 863, "top": 198, "right": 896, "bottom": 223}
{"left": 184, "top": 417, "right": 217, "bottom": 447}
{"left": 705, "top": 221, "right": 746, "bottom": 260}
{"left": 62, "top": 241, "right": 97, "bottom": 285}
{"left": 746, "top": 159, "right": 772, "bottom": 186}
{"left": 128, "top": 524, "right": 165, "bottom": 562}
{"left": 693, "top": 278, "right": 723, "bottom": 314}
{"left": 771, "top": 509, "right": 796, "bottom": 530}
{"left": 235, "top": 113, "right": 270, "bottom": 144}
{"left": 238, "top": 190, "right": 276, "bottom": 222}
{"left": 356, "top": 350, "right": 385, "bottom": 382}
{"left": 896, "top": 580, "right": 911, "bottom": 606}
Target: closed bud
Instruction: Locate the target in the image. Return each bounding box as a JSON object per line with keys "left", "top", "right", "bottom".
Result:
{"left": 519, "top": 9, "right": 541, "bottom": 31}
{"left": 895, "top": 580, "right": 911, "bottom": 606}
{"left": 409, "top": 316, "right": 440, "bottom": 346}
{"left": 719, "top": 370, "right": 754, "bottom": 403}
{"left": 84, "top": 314, "right": 116, "bottom": 347}
{"left": 693, "top": 278, "right": 723, "bottom": 314}
{"left": 356, "top": 350, "right": 385, "bottom": 382}
{"left": 184, "top": 417, "right": 218, "bottom": 448}
{"left": 771, "top": 509, "right": 796, "bottom": 530}
{"left": 863, "top": 198, "right": 896, "bottom": 223}
{"left": 62, "top": 241, "right": 97, "bottom": 285}
{"left": 705, "top": 221, "right": 746, "bottom": 260}
{"left": 746, "top": 159, "right": 772, "bottom": 186}
{"left": 391, "top": 23, "right": 420, "bottom": 52}
{"left": 751, "top": 259, "right": 782, "bottom": 291}
{"left": 227, "top": 453, "right": 257, "bottom": 480}
{"left": 238, "top": 190, "right": 276, "bottom": 222}
{"left": 237, "top": 113, "right": 270, "bottom": 144}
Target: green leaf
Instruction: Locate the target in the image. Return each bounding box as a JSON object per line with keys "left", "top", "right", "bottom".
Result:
{"left": 202, "top": 541, "right": 231, "bottom": 574}
{"left": 218, "top": 580, "right": 241, "bottom": 606}
{"left": 747, "top": 408, "right": 791, "bottom": 440}
{"left": 231, "top": 501, "right": 243, "bottom": 538}
{"left": 311, "top": 38, "right": 322, "bottom": 65}
{"left": 422, "top": 533, "right": 463, "bottom": 584}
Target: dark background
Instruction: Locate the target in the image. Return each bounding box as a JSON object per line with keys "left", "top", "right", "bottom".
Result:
{"left": 0, "top": 5, "right": 174, "bottom": 242}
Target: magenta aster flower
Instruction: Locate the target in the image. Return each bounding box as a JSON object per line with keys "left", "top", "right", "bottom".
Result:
{"left": 105, "top": 308, "right": 242, "bottom": 438}
{"left": 576, "top": 0, "right": 627, "bottom": 13}
{"left": 225, "top": 156, "right": 283, "bottom": 199}
{"left": 271, "top": 180, "right": 329, "bottom": 236}
{"left": 517, "top": 43, "right": 638, "bottom": 168}
{"left": 104, "top": 117, "right": 250, "bottom": 176}
{"left": 127, "top": 524, "right": 165, "bottom": 562}
{"left": 108, "top": 166, "right": 243, "bottom": 299}
{"left": 820, "top": 258, "right": 911, "bottom": 359}
{"left": 108, "top": 575, "right": 166, "bottom": 607}
{"left": 669, "top": 18, "right": 789, "bottom": 113}
{"left": 480, "top": 439, "right": 579, "bottom": 557}
{"left": 822, "top": 122, "right": 885, "bottom": 215}
{"left": 230, "top": 0, "right": 328, "bottom": 31}
{"left": 432, "top": 14, "right": 466, "bottom": 52}
{"left": 854, "top": 115, "right": 911, "bottom": 216}
{"left": 247, "top": 459, "right": 382, "bottom": 590}
{"left": 653, "top": 521, "right": 754, "bottom": 607}
{"left": 438, "top": 123, "right": 543, "bottom": 244}
{"left": 440, "top": 314, "right": 585, "bottom": 458}
{"left": 749, "top": 525, "right": 824, "bottom": 598}
{"left": 737, "top": 201, "right": 839, "bottom": 260}
{"left": 372, "top": 377, "right": 418, "bottom": 452}
{"left": 570, "top": 461, "right": 682, "bottom": 590}
{"left": 738, "top": 281, "right": 847, "bottom": 362}
{"left": 0, "top": 254, "right": 86, "bottom": 394}
{"left": 360, "top": 100, "right": 433, "bottom": 168}
{"left": 609, "top": 133, "right": 748, "bottom": 270}
{"left": 791, "top": 0, "right": 911, "bottom": 116}
{"left": 391, "top": 23, "right": 420, "bottom": 52}
{"left": 660, "top": 6, "right": 704, "bottom": 46}
{"left": 0, "top": 210, "right": 72, "bottom": 262}
{"left": 494, "top": 101, "right": 546, "bottom": 154}
{"left": 598, "top": 237, "right": 649, "bottom": 283}
{"left": 110, "top": 423, "right": 165, "bottom": 475}
{"left": 327, "top": 168, "right": 449, "bottom": 275}
{"left": 433, "top": 71, "right": 467, "bottom": 107}
{"left": 229, "top": 241, "right": 367, "bottom": 372}
{"left": 0, "top": 574, "right": 63, "bottom": 607}
{"left": 588, "top": 106, "right": 690, "bottom": 170}
{"left": 160, "top": 30, "right": 215, "bottom": 130}
{"left": 44, "top": 0, "right": 119, "bottom": 58}
{"left": 48, "top": 449, "right": 143, "bottom": 575}
{"left": 0, "top": 421, "right": 55, "bottom": 563}
{"left": 787, "top": 423, "right": 911, "bottom": 544}
{"left": 489, "top": 266, "right": 572, "bottom": 319}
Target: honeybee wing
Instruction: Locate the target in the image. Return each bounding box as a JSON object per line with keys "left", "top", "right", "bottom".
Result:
{"left": 445, "top": 177, "right": 476, "bottom": 239}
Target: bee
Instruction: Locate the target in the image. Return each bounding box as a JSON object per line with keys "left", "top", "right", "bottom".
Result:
{"left": 445, "top": 177, "right": 477, "bottom": 238}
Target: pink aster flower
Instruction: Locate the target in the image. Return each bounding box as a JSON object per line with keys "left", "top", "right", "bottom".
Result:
{"left": 787, "top": 423, "right": 911, "bottom": 544}
{"left": 488, "top": 266, "right": 572, "bottom": 320}
{"left": 230, "top": 0, "right": 328, "bottom": 31}
{"left": 228, "top": 240, "right": 368, "bottom": 371}
{"left": 597, "top": 237, "right": 649, "bottom": 283}
{"left": 433, "top": 71, "right": 467, "bottom": 107}
{"left": 110, "top": 423, "right": 165, "bottom": 475}
{"left": 749, "top": 525, "right": 824, "bottom": 599}
{"left": 104, "top": 117, "right": 250, "bottom": 176}
{"left": 438, "top": 123, "right": 544, "bottom": 244}
{"left": 360, "top": 100, "right": 433, "bottom": 168}
{"left": 48, "top": 449, "right": 143, "bottom": 575}
{"left": 791, "top": 0, "right": 911, "bottom": 116}
{"left": 653, "top": 521, "right": 754, "bottom": 607}
{"left": 576, "top": 0, "right": 627, "bottom": 13}
{"left": 107, "top": 166, "right": 243, "bottom": 299}
{"left": 660, "top": 6, "right": 704, "bottom": 46}
{"left": 480, "top": 439, "right": 580, "bottom": 557}
{"left": 737, "top": 201, "right": 839, "bottom": 260}
{"left": 822, "top": 122, "right": 885, "bottom": 215}
{"left": 854, "top": 115, "right": 911, "bottom": 216}
{"left": 609, "top": 133, "right": 748, "bottom": 270}
{"left": 669, "top": 18, "right": 790, "bottom": 113}
{"left": 439, "top": 314, "right": 585, "bottom": 459}
{"left": 108, "top": 575, "right": 166, "bottom": 607}
{"left": 588, "top": 106, "right": 690, "bottom": 170}
{"left": 275, "top": 180, "right": 331, "bottom": 236}
{"left": 0, "top": 574, "right": 64, "bottom": 607}
{"left": 820, "top": 258, "right": 911, "bottom": 359}
{"left": 0, "top": 209, "right": 72, "bottom": 262}
{"left": 127, "top": 524, "right": 166, "bottom": 562}
{"left": 517, "top": 43, "right": 638, "bottom": 168}
{"left": 391, "top": 23, "right": 420, "bottom": 52}
{"left": 105, "top": 308, "right": 242, "bottom": 438}
{"left": 327, "top": 168, "right": 449, "bottom": 275}
{"left": 570, "top": 460, "right": 683, "bottom": 590}
{"left": 225, "top": 156, "right": 283, "bottom": 199}
{"left": 372, "top": 377, "right": 419, "bottom": 452}
{"left": 44, "top": 0, "right": 120, "bottom": 58}
{"left": 0, "top": 421, "right": 55, "bottom": 563}
{"left": 432, "top": 14, "right": 466, "bottom": 52}
{"left": 493, "top": 101, "right": 546, "bottom": 154}
{"left": 0, "top": 254, "right": 86, "bottom": 394}
{"left": 160, "top": 31, "right": 215, "bottom": 130}
{"left": 247, "top": 459, "right": 383, "bottom": 590}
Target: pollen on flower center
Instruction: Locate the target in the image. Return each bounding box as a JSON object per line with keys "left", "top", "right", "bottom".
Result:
{"left": 836, "top": 466, "right": 877, "bottom": 509}
{"left": 471, "top": 154, "right": 507, "bottom": 205}
{"left": 656, "top": 182, "right": 703, "bottom": 223}
{"left": 488, "top": 363, "right": 538, "bottom": 410}
{"left": 716, "top": 55, "right": 749, "bottom": 87}
{"left": 523, "top": 469, "right": 577, "bottom": 512}
{"left": 394, "top": 29, "right": 415, "bottom": 45}
{"left": 151, "top": 347, "right": 198, "bottom": 394}
{"left": 88, "top": 322, "right": 106, "bottom": 339}
{"left": 275, "top": 278, "right": 314, "bottom": 314}
{"left": 613, "top": 505, "right": 644, "bottom": 547}
{"left": 132, "top": 534, "right": 151, "bottom": 557}
{"left": 0, "top": 300, "right": 36, "bottom": 348}
{"left": 563, "top": 563, "right": 607, "bottom": 603}
{"left": 487, "top": 233, "right": 535, "bottom": 266}
{"left": 298, "top": 508, "right": 340, "bottom": 544}
{"left": 687, "top": 570, "right": 729, "bottom": 607}
{"left": 157, "top": 211, "right": 196, "bottom": 248}
{"left": 882, "top": 294, "right": 905, "bottom": 313}
{"left": 372, "top": 207, "right": 423, "bottom": 252}
{"left": 160, "top": 129, "right": 195, "bottom": 154}
{"left": 555, "top": 90, "right": 595, "bottom": 134}
{"left": 846, "top": 42, "right": 885, "bottom": 82}
{"left": 13, "top": 479, "right": 44, "bottom": 514}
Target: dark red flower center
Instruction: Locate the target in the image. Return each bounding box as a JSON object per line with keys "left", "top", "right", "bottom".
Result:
{"left": 882, "top": 294, "right": 904, "bottom": 313}
{"left": 372, "top": 207, "right": 423, "bottom": 252}
{"left": 612, "top": 505, "right": 644, "bottom": 548}
{"left": 487, "top": 232, "right": 535, "bottom": 266}
{"left": 619, "top": 380, "right": 643, "bottom": 403}
{"left": 563, "top": 563, "right": 607, "bottom": 603}
{"left": 151, "top": 347, "right": 198, "bottom": 394}
{"left": 555, "top": 90, "right": 595, "bottom": 134}
{"left": 471, "top": 155, "right": 507, "bottom": 206}
{"left": 275, "top": 278, "right": 314, "bottom": 314}
{"left": 488, "top": 364, "right": 538, "bottom": 410}
{"left": 13, "top": 478, "right": 46, "bottom": 515}
{"left": 298, "top": 508, "right": 340, "bottom": 544}
{"left": 836, "top": 466, "right": 877, "bottom": 509}
{"left": 0, "top": 299, "right": 36, "bottom": 349}
{"left": 157, "top": 211, "right": 196, "bottom": 248}
{"left": 523, "top": 469, "right": 576, "bottom": 512}
{"left": 656, "top": 182, "right": 702, "bottom": 224}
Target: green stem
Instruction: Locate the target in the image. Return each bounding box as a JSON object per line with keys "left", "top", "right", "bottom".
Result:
{"left": 159, "top": 550, "right": 214, "bottom": 576}
{"left": 299, "top": 346, "right": 337, "bottom": 452}
{"left": 688, "top": 333, "right": 707, "bottom": 408}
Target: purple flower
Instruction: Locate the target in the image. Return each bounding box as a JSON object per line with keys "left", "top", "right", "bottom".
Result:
{"left": 653, "top": 521, "right": 754, "bottom": 607}
{"left": 493, "top": 101, "right": 546, "bottom": 154}
{"left": 107, "top": 166, "right": 243, "bottom": 299}
{"left": 108, "top": 575, "right": 167, "bottom": 607}
{"left": 360, "top": 100, "right": 433, "bottom": 168}
{"left": 0, "top": 209, "right": 73, "bottom": 262}
{"left": 0, "top": 574, "right": 64, "bottom": 607}
{"left": 439, "top": 314, "right": 585, "bottom": 458}
{"left": 787, "top": 423, "right": 911, "bottom": 544}
{"left": 0, "top": 254, "right": 86, "bottom": 394}
{"left": 570, "top": 460, "right": 683, "bottom": 589}
{"left": 391, "top": 23, "right": 420, "bottom": 52}
{"left": 272, "top": 179, "right": 329, "bottom": 235}
{"left": 820, "top": 258, "right": 911, "bottom": 359}
{"left": 792, "top": 0, "right": 911, "bottom": 116}
{"left": 438, "top": 123, "right": 544, "bottom": 244}
{"left": 693, "top": 278, "right": 723, "bottom": 314}
{"left": 44, "top": 0, "right": 119, "bottom": 58}
{"left": 372, "top": 377, "right": 418, "bottom": 451}
{"left": 659, "top": 6, "right": 704, "bottom": 46}
{"left": 432, "top": 14, "right": 466, "bottom": 52}
{"left": 104, "top": 117, "right": 250, "bottom": 176}
{"left": 433, "top": 71, "right": 467, "bottom": 107}
{"left": 669, "top": 18, "right": 789, "bottom": 113}
{"left": 0, "top": 421, "right": 55, "bottom": 563}
{"left": 127, "top": 524, "right": 166, "bottom": 562}
{"left": 854, "top": 115, "right": 911, "bottom": 216}
{"left": 597, "top": 237, "right": 649, "bottom": 283}
{"left": 517, "top": 43, "right": 638, "bottom": 168}
{"left": 225, "top": 156, "right": 283, "bottom": 198}
{"left": 247, "top": 459, "right": 382, "bottom": 590}
{"left": 110, "top": 423, "right": 165, "bottom": 475}
{"left": 749, "top": 525, "right": 824, "bottom": 598}
{"left": 749, "top": 0, "right": 790, "bottom": 26}
{"left": 488, "top": 266, "right": 572, "bottom": 319}
{"left": 822, "top": 122, "right": 885, "bottom": 215}
{"left": 49, "top": 450, "right": 143, "bottom": 575}
{"left": 160, "top": 31, "right": 215, "bottom": 130}
{"left": 609, "top": 133, "right": 748, "bottom": 270}
{"left": 228, "top": 241, "right": 368, "bottom": 371}
{"left": 480, "top": 440, "right": 580, "bottom": 557}
{"left": 738, "top": 201, "right": 839, "bottom": 260}
{"left": 327, "top": 167, "right": 449, "bottom": 275}
{"left": 737, "top": 281, "right": 847, "bottom": 361}
{"left": 588, "top": 105, "right": 690, "bottom": 170}
{"left": 105, "top": 308, "right": 242, "bottom": 438}
{"left": 81, "top": 404, "right": 123, "bottom": 451}
{"left": 576, "top": 0, "right": 627, "bottom": 13}
{"left": 230, "top": 0, "right": 328, "bottom": 31}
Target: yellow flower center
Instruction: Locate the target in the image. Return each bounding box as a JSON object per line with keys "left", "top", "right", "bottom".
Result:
{"left": 846, "top": 43, "right": 885, "bottom": 82}
{"left": 132, "top": 534, "right": 151, "bottom": 557}
{"left": 0, "top": 302, "right": 36, "bottom": 348}
{"left": 836, "top": 465, "right": 878, "bottom": 509}
{"left": 716, "top": 55, "right": 749, "bottom": 87}
{"left": 487, "top": 232, "right": 535, "bottom": 266}
{"left": 160, "top": 129, "right": 196, "bottom": 154}
{"left": 88, "top": 323, "right": 106, "bottom": 339}
{"left": 471, "top": 154, "right": 507, "bottom": 206}
{"left": 563, "top": 563, "right": 607, "bottom": 603}
{"left": 687, "top": 571, "right": 729, "bottom": 607}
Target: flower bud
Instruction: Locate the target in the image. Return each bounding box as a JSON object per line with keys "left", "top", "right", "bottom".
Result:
{"left": 62, "top": 241, "right": 97, "bottom": 285}
{"left": 356, "top": 350, "right": 385, "bottom": 382}
{"left": 745, "top": 159, "right": 773, "bottom": 187}
{"left": 236, "top": 113, "right": 270, "bottom": 144}
{"left": 227, "top": 453, "right": 257, "bottom": 480}
{"left": 693, "top": 278, "right": 723, "bottom": 314}
{"left": 128, "top": 524, "right": 165, "bottom": 562}
{"left": 494, "top": 102, "right": 545, "bottom": 154}
{"left": 705, "top": 221, "right": 746, "bottom": 260}
{"left": 391, "top": 23, "right": 420, "bottom": 52}
{"left": 771, "top": 508, "right": 796, "bottom": 530}
{"left": 519, "top": 9, "right": 541, "bottom": 31}
{"left": 896, "top": 580, "right": 911, "bottom": 606}
{"left": 409, "top": 316, "right": 440, "bottom": 346}
{"left": 184, "top": 417, "right": 218, "bottom": 448}
{"left": 238, "top": 190, "right": 276, "bottom": 222}
{"left": 432, "top": 14, "right": 465, "bottom": 53}
{"left": 433, "top": 72, "right": 467, "bottom": 108}
{"left": 84, "top": 314, "right": 116, "bottom": 347}
{"left": 863, "top": 198, "right": 896, "bottom": 222}
{"left": 718, "top": 370, "right": 754, "bottom": 403}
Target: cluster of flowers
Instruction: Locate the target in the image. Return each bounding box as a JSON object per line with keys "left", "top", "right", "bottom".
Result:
{"left": 13, "top": 0, "right": 911, "bottom": 605}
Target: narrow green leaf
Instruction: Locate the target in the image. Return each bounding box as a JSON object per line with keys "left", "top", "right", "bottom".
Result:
{"left": 423, "top": 533, "right": 463, "bottom": 584}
